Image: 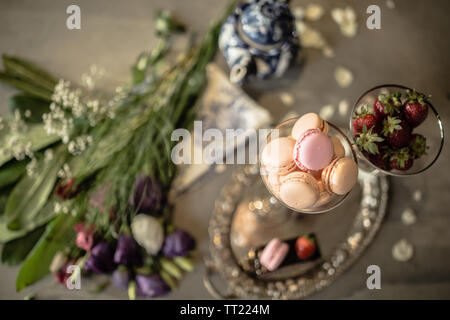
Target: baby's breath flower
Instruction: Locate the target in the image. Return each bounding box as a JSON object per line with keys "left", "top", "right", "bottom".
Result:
{"left": 58, "top": 163, "right": 72, "bottom": 179}
{"left": 26, "top": 157, "right": 38, "bottom": 177}
{"left": 44, "top": 149, "right": 54, "bottom": 162}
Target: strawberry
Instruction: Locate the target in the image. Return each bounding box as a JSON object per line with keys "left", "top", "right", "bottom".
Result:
{"left": 382, "top": 116, "right": 411, "bottom": 148}
{"left": 352, "top": 105, "right": 378, "bottom": 136}
{"left": 364, "top": 147, "right": 390, "bottom": 170}
{"left": 355, "top": 126, "right": 384, "bottom": 155}
{"left": 390, "top": 147, "right": 413, "bottom": 171}
{"left": 409, "top": 133, "right": 428, "bottom": 159}
{"left": 295, "top": 236, "right": 316, "bottom": 260}
{"left": 403, "top": 89, "right": 429, "bottom": 128}
{"left": 373, "top": 92, "right": 402, "bottom": 121}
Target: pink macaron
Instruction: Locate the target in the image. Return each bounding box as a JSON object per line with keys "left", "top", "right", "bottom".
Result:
{"left": 260, "top": 238, "right": 289, "bottom": 271}
{"left": 293, "top": 129, "right": 334, "bottom": 171}
{"left": 291, "top": 113, "right": 329, "bottom": 140}
{"left": 279, "top": 171, "right": 320, "bottom": 210}
{"left": 261, "top": 137, "right": 297, "bottom": 175}
{"left": 321, "top": 157, "right": 358, "bottom": 195}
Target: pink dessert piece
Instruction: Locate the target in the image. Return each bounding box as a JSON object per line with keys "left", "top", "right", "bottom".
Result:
{"left": 260, "top": 238, "right": 289, "bottom": 271}
{"left": 293, "top": 129, "right": 334, "bottom": 171}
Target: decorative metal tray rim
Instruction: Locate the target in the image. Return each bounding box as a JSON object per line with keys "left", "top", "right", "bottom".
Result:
{"left": 205, "top": 164, "right": 389, "bottom": 299}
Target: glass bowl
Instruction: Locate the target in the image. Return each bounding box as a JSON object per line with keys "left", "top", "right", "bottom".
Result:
{"left": 350, "top": 84, "right": 444, "bottom": 176}
{"left": 259, "top": 118, "right": 358, "bottom": 214}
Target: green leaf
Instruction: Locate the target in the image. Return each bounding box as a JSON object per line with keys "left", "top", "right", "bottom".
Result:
{"left": 9, "top": 94, "right": 50, "bottom": 123}
{"left": 16, "top": 213, "right": 78, "bottom": 291}
{"left": 0, "top": 160, "right": 27, "bottom": 189}
{"left": 4, "top": 146, "right": 67, "bottom": 231}
{"left": 1, "top": 226, "right": 45, "bottom": 266}
{"left": 0, "top": 72, "right": 52, "bottom": 101}
{"left": 0, "top": 197, "right": 65, "bottom": 243}
{"left": 2, "top": 55, "right": 58, "bottom": 91}
{"left": 0, "top": 123, "right": 60, "bottom": 167}
{"left": 0, "top": 221, "right": 27, "bottom": 243}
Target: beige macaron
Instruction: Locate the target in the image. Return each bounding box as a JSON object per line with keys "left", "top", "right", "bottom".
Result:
{"left": 261, "top": 137, "right": 297, "bottom": 175}
{"left": 313, "top": 181, "right": 333, "bottom": 208}
{"left": 291, "top": 113, "right": 329, "bottom": 140}
{"left": 279, "top": 171, "right": 320, "bottom": 210}
{"left": 322, "top": 157, "right": 358, "bottom": 195}
{"left": 330, "top": 136, "right": 345, "bottom": 158}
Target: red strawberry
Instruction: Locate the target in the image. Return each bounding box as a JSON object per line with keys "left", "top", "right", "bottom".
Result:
{"left": 409, "top": 133, "right": 428, "bottom": 159}
{"left": 382, "top": 116, "right": 411, "bottom": 148}
{"left": 390, "top": 147, "right": 413, "bottom": 171}
{"left": 403, "top": 90, "right": 429, "bottom": 128}
{"left": 373, "top": 92, "right": 402, "bottom": 121}
{"left": 295, "top": 236, "right": 316, "bottom": 260}
{"left": 355, "top": 126, "right": 384, "bottom": 155}
{"left": 364, "top": 147, "right": 390, "bottom": 170}
{"left": 352, "top": 105, "right": 378, "bottom": 136}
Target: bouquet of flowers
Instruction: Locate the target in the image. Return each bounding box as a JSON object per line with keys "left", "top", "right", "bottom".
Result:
{"left": 0, "top": 1, "right": 236, "bottom": 298}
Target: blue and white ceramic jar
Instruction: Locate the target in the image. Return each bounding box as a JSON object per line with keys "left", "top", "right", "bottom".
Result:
{"left": 219, "top": 0, "right": 299, "bottom": 85}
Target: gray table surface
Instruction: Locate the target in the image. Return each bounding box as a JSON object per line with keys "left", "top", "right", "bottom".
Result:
{"left": 0, "top": 0, "right": 449, "bottom": 299}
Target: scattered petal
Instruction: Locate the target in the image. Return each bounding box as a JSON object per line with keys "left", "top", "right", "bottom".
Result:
{"left": 319, "top": 104, "right": 335, "bottom": 121}
{"left": 386, "top": 0, "right": 396, "bottom": 9}
{"left": 338, "top": 99, "right": 349, "bottom": 116}
{"left": 401, "top": 208, "right": 417, "bottom": 226}
{"left": 305, "top": 4, "right": 324, "bottom": 21}
{"left": 412, "top": 190, "right": 422, "bottom": 202}
{"left": 331, "top": 7, "right": 358, "bottom": 38}
{"left": 322, "top": 46, "right": 335, "bottom": 58}
{"left": 292, "top": 6, "right": 305, "bottom": 20}
{"left": 279, "top": 92, "right": 295, "bottom": 106}
{"left": 335, "top": 66, "right": 353, "bottom": 88}
{"left": 392, "top": 239, "right": 413, "bottom": 262}
{"left": 296, "top": 21, "right": 328, "bottom": 50}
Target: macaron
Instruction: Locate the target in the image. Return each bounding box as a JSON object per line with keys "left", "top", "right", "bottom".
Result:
{"left": 313, "top": 181, "right": 332, "bottom": 208}
{"left": 293, "top": 129, "right": 334, "bottom": 171}
{"left": 279, "top": 171, "right": 320, "bottom": 210}
{"left": 331, "top": 136, "right": 345, "bottom": 158}
{"left": 322, "top": 157, "right": 358, "bottom": 195}
{"left": 291, "top": 113, "right": 329, "bottom": 140}
{"left": 267, "top": 173, "right": 283, "bottom": 195}
{"left": 260, "top": 238, "right": 289, "bottom": 271}
{"left": 261, "top": 137, "right": 297, "bottom": 175}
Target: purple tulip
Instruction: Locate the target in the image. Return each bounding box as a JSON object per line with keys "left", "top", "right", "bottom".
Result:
{"left": 129, "top": 175, "right": 164, "bottom": 214}
{"left": 135, "top": 274, "right": 170, "bottom": 298}
{"left": 162, "top": 229, "right": 196, "bottom": 258}
{"left": 114, "top": 235, "right": 142, "bottom": 266}
{"left": 85, "top": 241, "right": 116, "bottom": 274}
{"left": 112, "top": 268, "right": 130, "bottom": 290}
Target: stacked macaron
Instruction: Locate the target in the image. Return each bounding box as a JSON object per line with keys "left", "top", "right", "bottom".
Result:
{"left": 261, "top": 113, "right": 358, "bottom": 211}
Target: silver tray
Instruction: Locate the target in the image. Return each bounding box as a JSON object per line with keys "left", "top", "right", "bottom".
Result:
{"left": 205, "top": 164, "right": 389, "bottom": 299}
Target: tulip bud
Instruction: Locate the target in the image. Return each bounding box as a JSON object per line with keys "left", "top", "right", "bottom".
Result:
{"left": 159, "top": 257, "right": 182, "bottom": 279}
{"left": 114, "top": 235, "right": 142, "bottom": 266}
{"left": 131, "top": 214, "right": 164, "bottom": 255}
{"left": 85, "top": 241, "right": 116, "bottom": 274}
{"left": 49, "top": 252, "right": 68, "bottom": 273}
{"left": 129, "top": 175, "right": 164, "bottom": 214}
{"left": 112, "top": 267, "right": 130, "bottom": 290}
{"left": 135, "top": 274, "right": 170, "bottom": 298}
{"left": 161, "top": 229, "right": 196, "bottom": 258}
{"left": 173, "top": 256, "right": 194, "bottom": 272}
